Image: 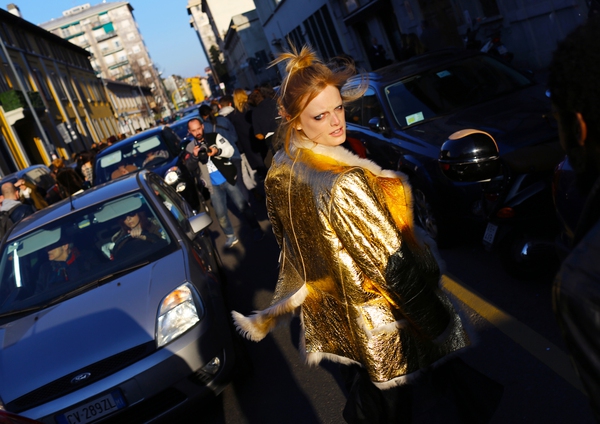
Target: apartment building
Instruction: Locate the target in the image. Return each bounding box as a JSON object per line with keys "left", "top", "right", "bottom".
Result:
{"left": 40, "top": 2, "right": 170, "bottom": 121}
{"left": 187, "top": 0, "right": 255, "bottom": 93}
{"left": 0, "top": 5, "right": 117, "bottom": 175}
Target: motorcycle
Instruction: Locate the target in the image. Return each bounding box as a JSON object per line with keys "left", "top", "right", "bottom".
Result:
{"left": 439, "top": 129, "right": 564, "bottom": 280}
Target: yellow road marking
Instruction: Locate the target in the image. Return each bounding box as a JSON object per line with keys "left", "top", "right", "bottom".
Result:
{"left": 442, "top": 274, "right": 585, "bottom": 394}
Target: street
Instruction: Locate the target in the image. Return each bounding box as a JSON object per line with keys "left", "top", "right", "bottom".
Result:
{"left": 181, "top": 195, "right": 596, "bottom": 424}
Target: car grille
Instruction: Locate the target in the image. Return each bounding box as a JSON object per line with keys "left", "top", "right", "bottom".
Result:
{"left": 7, "top": 342, "right": 156, "bottom": 413}
{"left": 98, "top": 387, "right": 187, "bottom": 424}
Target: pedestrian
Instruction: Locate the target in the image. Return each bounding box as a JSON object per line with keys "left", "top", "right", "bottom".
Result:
{"left": 232, "top": 44, "right": 502, "bottom": 423}
{"left": 230, "top": 89, "right": 269, "bottom": 192}
{"left": 367, "top": 37, "right": 391, "bottom": 70}
{"left": 548, "top": 16, "right": 600, "bottom": 422}
{"left": 0, "top": 182, "right": 35, "bottom": 238}
{"left": 51, "top": 158, "right": 84, "bottom": 197}
{"left": 250, "top": 84, "right": 280, "bottom": 167}
{"left": 199, "top": 104, "right": 250, "bottom": 201}
{"left": 186, "top": 118, "right": 263, "bottom": 248}
{"left": 14, "top": 178, "right": 48, "bottom": 211}
{"left": 77, "top": 151, "right": 95, "bottom": 183}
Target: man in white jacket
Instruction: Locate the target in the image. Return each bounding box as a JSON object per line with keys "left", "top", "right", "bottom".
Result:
{"left": 186, "top": 118, "right": 263, "bottom": 248}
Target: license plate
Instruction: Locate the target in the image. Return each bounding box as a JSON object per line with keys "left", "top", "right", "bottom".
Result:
{"left": 55, "top": 390, "right": 126, "bottom": 424}
{"left": 483, "top": 223, "right": 498, "bottom": 245}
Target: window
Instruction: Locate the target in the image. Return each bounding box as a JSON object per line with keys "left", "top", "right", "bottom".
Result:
{"left": 137, "top": 58, "right": 146, "bottom": 66}
{"left": 35, "top": 38, "right": 49, "bottom": 56}
{"left": 127, "top": 32, "right": 135, "bottom": 41}
{"left": 302, "top": 6, "right": 343, "bottom": 61}
{"left": 32, "top": 69, "right": 52, "bottom": 100}
{"left": 143, "top": 70, "right": 152, "bottom": 79}
{"left": 50, "top": 73, "right": 66, "bottom": 100}
{"left": 14, "top": 64, "right": 32, "bottom": 91}
{"left": 0, "top": 72, "right": 9, "bottom": 93}
{"left": 132, "top": 44, "right": 141, "bottom": 54}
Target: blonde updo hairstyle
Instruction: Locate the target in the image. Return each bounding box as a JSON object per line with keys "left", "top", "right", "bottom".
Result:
{"left": 272, "top": 44, "right": 366, "bottom": 156}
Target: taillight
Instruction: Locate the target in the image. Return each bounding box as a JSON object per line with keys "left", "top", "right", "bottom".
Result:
{"left": 496, "top": 207, "right": 515, "bottom": 219}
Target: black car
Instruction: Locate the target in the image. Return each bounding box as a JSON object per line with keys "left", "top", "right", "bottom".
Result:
{"left": 93, "top": 126, "right": 205, "bottom": 211}
{"left": 342, "top": 48, "right": 562, "bottom": 244}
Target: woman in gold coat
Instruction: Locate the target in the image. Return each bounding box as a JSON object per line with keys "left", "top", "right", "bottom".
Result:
{"left": 232, "top": 45, "right": 501, "bottom": 423}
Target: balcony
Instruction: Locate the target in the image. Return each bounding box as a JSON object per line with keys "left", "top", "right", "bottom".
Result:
{"left": 109, "top": 60, "right": 129, "bottom": 70}
{"left": 96, "top": 31, "right": 117, "bottom": 42}
{"left": 116, "top": 73, "right": 133, "bottom": 81}
{"left": 101, "top": 46, "right": 124, "bottom": 56}
{"left": 0, "top": 90, "right": 44, "bottom": 113}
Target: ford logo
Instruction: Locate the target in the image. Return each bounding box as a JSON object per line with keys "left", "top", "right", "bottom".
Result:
{"left": 71, "top": 372, "right": 92, "bottom": 384}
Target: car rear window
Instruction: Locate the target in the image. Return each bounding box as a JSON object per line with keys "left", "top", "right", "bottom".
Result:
{"left": 95, "top": 134, "right": 172, "bottom": 184}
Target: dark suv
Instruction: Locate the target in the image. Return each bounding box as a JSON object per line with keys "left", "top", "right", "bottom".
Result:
{"left": 342, "top": 48, "right": 561, "bottom": 244}
{"left": 93, "top": 126, "right": 204, "bottom": 211}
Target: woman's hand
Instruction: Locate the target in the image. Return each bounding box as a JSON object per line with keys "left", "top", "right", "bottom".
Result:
{"left": 129, "top": 226, "right": 147, "bottom": 240}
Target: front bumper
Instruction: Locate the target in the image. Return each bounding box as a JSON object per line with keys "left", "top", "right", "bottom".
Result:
{"left": 23, "top": 319, "right": 236, "bottom": 424}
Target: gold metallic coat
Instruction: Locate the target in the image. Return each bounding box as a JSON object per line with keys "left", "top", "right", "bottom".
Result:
{"left": 232, "top": 138, "right": 469, "bottom": 387}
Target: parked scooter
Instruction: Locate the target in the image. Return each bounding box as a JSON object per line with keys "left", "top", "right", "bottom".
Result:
{"left": 439, "top": 129, "right": 564, "bottom": 280}
{"left": 480, "top": 31, "right": 514, "bottom": 63}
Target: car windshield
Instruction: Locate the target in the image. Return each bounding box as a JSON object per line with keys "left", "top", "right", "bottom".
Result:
{"left": 95, "top": 133, "right": 171, "bottom": 184}
{"left": 385, "top": 55, "right": 533, "bottom": 127}
{"left": 0, "top": 193, "right": 173, "bottom": 318}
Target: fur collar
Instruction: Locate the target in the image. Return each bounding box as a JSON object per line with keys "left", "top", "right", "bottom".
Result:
{"left": 292, "top": 135, "right": 407, "bottom": 181}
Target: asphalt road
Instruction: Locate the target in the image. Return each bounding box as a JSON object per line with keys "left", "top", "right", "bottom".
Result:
{"left": 187, "top": 192, "right": 595, "bottom": 424}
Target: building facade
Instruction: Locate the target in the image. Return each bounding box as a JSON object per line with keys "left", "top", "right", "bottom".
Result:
{"left": 103, "top": 78, "right": 154, "bottom": 135}
{"left": 187, "top": 0, "right": 255, "bottom": 94}
{"left": 223, "top": 10, "right": 280, "bottom": 90}
{"left": 40, "top": 2, "right": 171, "bottom": 121}
{"left": 252, "top": 0, "right": 588, "bottom": 76}
{"left": 0, "top": 5, "right": 117, "bottom": 176}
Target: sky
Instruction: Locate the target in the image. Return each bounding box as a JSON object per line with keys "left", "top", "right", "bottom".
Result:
{"left": 12, "top": 0, "right": 210, "bottom": 78}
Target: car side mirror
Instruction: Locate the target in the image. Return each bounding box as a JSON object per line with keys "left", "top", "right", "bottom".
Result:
{"left": 368, "top": 117, "right": 385, "bottom": 133}
{"left": 188, "top": 211, "right": 212, "bottom": 236}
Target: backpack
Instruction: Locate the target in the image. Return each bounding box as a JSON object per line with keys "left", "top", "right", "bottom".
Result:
{"left": 0, "top": 205, "right": 19, "bottom": 239}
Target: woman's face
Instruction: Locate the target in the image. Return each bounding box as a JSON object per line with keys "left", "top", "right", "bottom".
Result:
{"left": 298, "top": 85, "right": 346, "bottom": 147}
{"left": 124, "top": 213, "right": 140, "bottom": 229}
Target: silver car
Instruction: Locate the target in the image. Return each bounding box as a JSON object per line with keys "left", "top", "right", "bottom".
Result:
{"left": 0, "top": 170, "right": 240, "bottom": 423}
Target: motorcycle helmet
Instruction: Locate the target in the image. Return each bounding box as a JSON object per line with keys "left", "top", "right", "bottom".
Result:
{"left": 438, "top": 129, "right": 501, "bottom": 182}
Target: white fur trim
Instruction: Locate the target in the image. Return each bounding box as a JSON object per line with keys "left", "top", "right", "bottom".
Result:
{"left": 231, "top": 284, "right": 310, "bottom": 341}
{"left": 305, "top": 351, "right": 362, "bottom": 367}
{"left": 292, "top": 136, "right": 408, "bottom": 181}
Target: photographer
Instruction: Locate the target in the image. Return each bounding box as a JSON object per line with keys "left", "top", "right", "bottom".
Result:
{"left": 186, "top": 118, "right": 263, "bottom": 248}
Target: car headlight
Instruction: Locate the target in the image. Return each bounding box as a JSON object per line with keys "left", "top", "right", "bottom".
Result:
{"left": 156, "top": 283, "right": 203, "bottom": 347}
{"left": 164, "top": 166, "right": 181, "bottom": 185}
